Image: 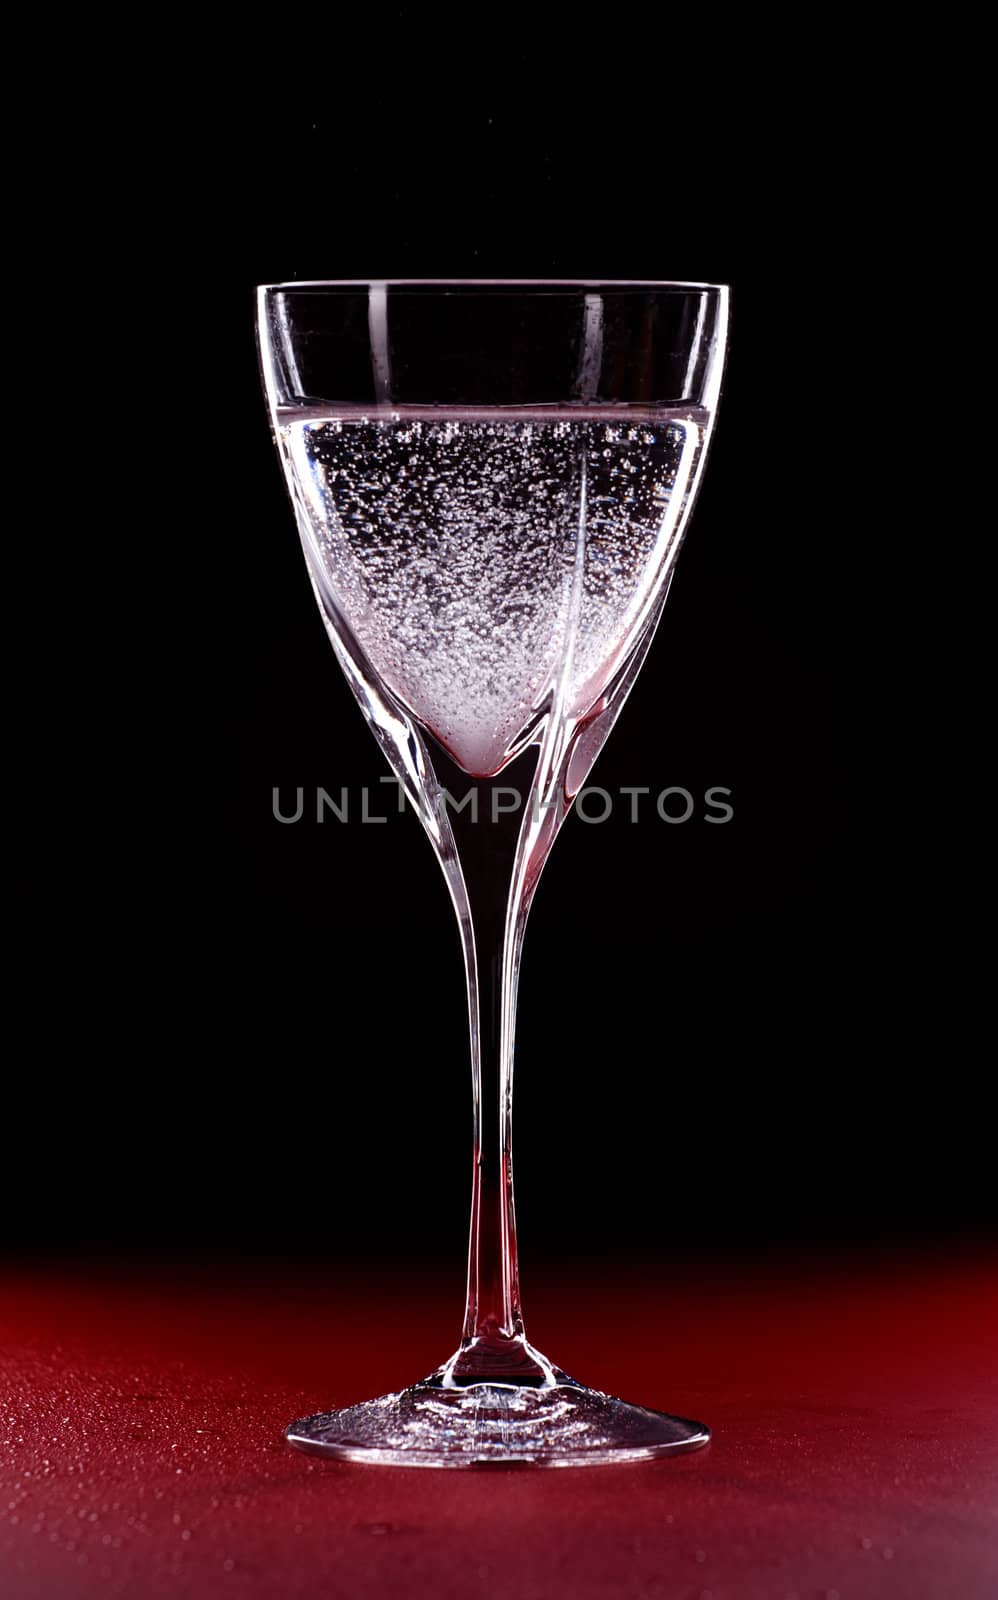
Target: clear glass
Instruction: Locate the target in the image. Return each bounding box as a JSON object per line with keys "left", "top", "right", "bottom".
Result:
{"left": 257, "top": 280, "right": 729, "bottom": 1466}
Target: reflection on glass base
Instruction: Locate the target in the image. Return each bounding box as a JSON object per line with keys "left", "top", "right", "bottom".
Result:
{"left": 285, "top": 1372, "right": 710, "bottom": 1468}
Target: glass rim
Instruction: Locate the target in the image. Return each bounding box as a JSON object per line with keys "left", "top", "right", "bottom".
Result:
{"left": 257, "top": 278, "right": 729, "bottom": 293}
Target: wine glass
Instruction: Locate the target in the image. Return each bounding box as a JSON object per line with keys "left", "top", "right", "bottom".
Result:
{"left": 257, "top": 280, "right": 728, "bottom": 1466}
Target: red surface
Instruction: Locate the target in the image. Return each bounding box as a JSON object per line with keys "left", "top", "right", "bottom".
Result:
{"left": 2, "top": 1248, "right": 996, "bottom": 1599}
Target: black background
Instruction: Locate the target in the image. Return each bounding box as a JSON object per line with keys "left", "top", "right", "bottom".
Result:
{"left": 9, "top": 23, "right": 986, "bottom": 1271}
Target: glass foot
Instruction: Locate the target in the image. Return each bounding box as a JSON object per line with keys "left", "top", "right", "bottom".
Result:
{"left": 286, "top": 1367, "right": 709, "bottom": 1468}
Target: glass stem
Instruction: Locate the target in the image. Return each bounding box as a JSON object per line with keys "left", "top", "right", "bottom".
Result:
{"left": 459, "top": 787, "right": 525, "bottom": 1349}
{"left": 425, "top": 744, "right": 568, "bottom": 1388}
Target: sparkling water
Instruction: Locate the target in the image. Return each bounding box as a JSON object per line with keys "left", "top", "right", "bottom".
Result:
{"left": 280, "top": 408, "right": 708, "bottom": 776}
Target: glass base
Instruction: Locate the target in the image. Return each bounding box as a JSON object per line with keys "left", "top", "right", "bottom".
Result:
{"left": 285, "top": 1364, "right": 709, "bottom": 1468}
